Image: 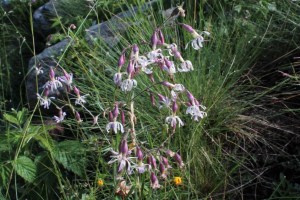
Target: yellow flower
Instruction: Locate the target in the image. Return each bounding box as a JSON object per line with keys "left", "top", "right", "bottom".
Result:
{"left": 97, "top": 179, "right": 104, "bottom": 187}
{"left": 173, "top": 177, "right": 182, "bottom": 186}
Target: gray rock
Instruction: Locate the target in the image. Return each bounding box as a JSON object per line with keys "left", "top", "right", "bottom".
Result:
{"left": 33, "top": 0, "right": 56, "bottom": 38}
{"left": 85, "top": 1, "right": 157, "bottom": 47}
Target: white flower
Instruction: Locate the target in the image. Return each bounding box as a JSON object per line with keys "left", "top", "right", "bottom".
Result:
{"left": 178, "top": 60, "right": 193, "bottom": 72}
{"left": 113, "top": 72, "right": 123, "bottom": 86}
{"left": 163, "top": 60, "right": 176, "bottom": 74}
{"left": 35, "top": 67, "right": 43, "bottom": 75}
{"left": 121, "top": 78, "right": 137, "bottom": 92}
{"left": 173, "top": 84, "right": 185, "bottom": 92}
{"left": 191, "top": 36, "right": 204, "bottom": 50}
{"left": 53, "top": 112, "right": 66, "bottom": 123}
{"left": 43, "top": 78, "right": 63, "bottom": 92}
{"left": 186, "top": 105, "right": 207, "bottom": 121}
{"left": 74, "top": 94, "right": 89, "bottom": 105}
{"left": 36, "top": 93, "right": 54, "bottom": 109}
{"left": 147, "top": 49, "right": 163, "bottom": 62}
{"left": 165, "top": 115, "right": 184, "bottom": 128}
{"left": 106, "top": 121, "right": 124, "bottom": 133}
{"left": 107, "top": 148, "right": 133, "bottom": 173}
{"left": 58, "top": 73, "right": 73, "bottom": 88}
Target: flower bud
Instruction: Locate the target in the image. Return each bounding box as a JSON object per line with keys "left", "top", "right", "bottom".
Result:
{"left": 150, "top": 172, "right": 157, "bottom": 183}
{"left": 159, "top": 162, "right": 165, "bottom": 174}
{"left": 162, "top": 81, "right": 174, "bottom": 88}
{"left": 151, "top": 155, "right": 157, "bottom": 169}
{"left": 120, "top": 139, "right": 128, "bottom": 155}
{"left": 127, "top": 61, "right": 134, "bottom": 75}
{"left": 132, "top": 44, "right": 139, "bottom": 54}
{"left": 172, "top": 101, "right": 178, "bottom": 113}
{"left": 118, "top": 53, "right": 126, "bottom": 69}
{"left": 181, "top": 23, "right": 195, "bottom": 33}
{"left": 44, "top": 88, "right": 49, "bottom": 97}
{"left": 158, "top": 29, "right": 165, "bottom": 45}
{"left": 151, "top": 30, "right": 159, "bottom": 49}
{"left": 75, "top": 111, "right": 82, "bottom": 123}
{"left": 174, "top": 153, "right": 184, "bottom": 168}
{"left": 49, "top": 67, "right": 55, "bottom": 79}
{"left": 162, "top": 156, "right": 169, "bottom": 166}
{"left": 186, "top": 90, "right": 195, "bottom": 103}
{"left": 73, "top": 86, "right": 80, "bottom": 96}
{"left": 112, "top": 104, "right": 119, "bottom": 119}
{"left": 136, "top": 146, "right": 143, "bottom": 161}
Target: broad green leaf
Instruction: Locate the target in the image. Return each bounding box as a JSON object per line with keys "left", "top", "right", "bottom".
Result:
{"left": 3, "top": 113, "right": 19, "bottom": 125}
{"left": 14, "top": 156, "right": 36, "bottom": 183}
{"left": 53, "top": 141, "right": 86, "bottom": 177}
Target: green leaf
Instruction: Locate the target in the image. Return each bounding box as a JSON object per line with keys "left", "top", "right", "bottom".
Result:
{"left": 53, "top": 141, "right": 86, "bottom": 177}
{"left": 14, "top": 156, "right": 36, "bottom": 183}
{"left": 3, "top": 113, "right": 19, "bottom": 125}
{"left": 0, "top": 164, "right": 11, "bottom": 188}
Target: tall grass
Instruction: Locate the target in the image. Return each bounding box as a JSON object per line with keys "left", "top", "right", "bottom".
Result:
{"left": 1, "top": 0, "right": 300, "bottom": 199}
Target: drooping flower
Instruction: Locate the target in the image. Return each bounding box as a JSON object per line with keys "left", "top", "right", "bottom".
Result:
{"left": 165, "top": 115, "right": 184, "bottom": 129}
{"left": 73, "top": 86, "right": 88, "bottom": 105}
{"left": 36, "top": 88, "right": 54, "bottom": 109}
{"left": 75, "top": 111, "right": 83, "bottom": 123}
{"left": 106, "top": 104, "right": 124, "bottom": 134}
{"left": 178, "top": 60, "right": 193, "bottom": 72}
{"left": 174, "top": 153, "right": 185, "bottom": 168}
{"left": 58, "top": 69, "right": 73, "bottom": 89}
{"left": 185, "top": 91, "right": 207, "bottom": 121}
{"left": 115, "top": 180, "right": 132, "bottom": 197}
{"left": 150, "top": 172, "right": 161, "bottom": 189}
{"left": 163, "top": 58, "right": 176, "bottom": 75}
{"left": 108, "top": 139, "right": 133, "bottom": 173}
{"left": 181, "top": 23, "right": 210, "bottom": 50}
{"left": 53, "top": 109, "right": 66, "bottom": 123}
{"left": 157, "top": 93, "right": 172, "bottom": 109}
{"left": 133, "top": 146, "right": 149, "bottom": 174}
{"left": 43, "top": 67, "right": 63, "bottom": 92}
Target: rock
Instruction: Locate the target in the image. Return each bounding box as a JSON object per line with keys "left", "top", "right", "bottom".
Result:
{"left": 33, "top": 0, "right": 56, "bottom": 38}
{"left": 85, "top": 0, "right": 157, "bottom": 47}
{"left": 26, "top": 1, "right": 158, "bottom": 109}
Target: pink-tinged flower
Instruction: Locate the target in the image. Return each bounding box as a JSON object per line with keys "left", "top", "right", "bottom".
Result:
{"left": 121, "top": 78, "right": 137, "bottom": 92}
{"left": 147, "top": 49, "right": 163, "bottom": 62}
{"left": 133, "top": 146, "right": 149, "bottom": 174}
{"left": 174, "top": 153, "right": 185, "bottom": 168}
{"left": 166, "top": 149, "right": 176, "bottom": 157}
{"left": 163, "top": 58, "right": 176, "bottom": 75}
{"left": 43, "top": 68, "right": 63, "bottom": 92}
{"left": 115, "top": 180, "right": 132, "bottom": 197}
{"left": 168, "top": 43, "right": 184, "bottom": 62}
{"left": 53, "top": 109, "right": 66, "bottom": 123}
{"left": 181, "top": 23, "right": 210, "bottom": 50}
{"left": 75, "top": 111, "right": 83, "bottom": 123}
{"left": 157, "top": 93, "right": 172, "bottom": 109}
{"left": 178, "top": 60, "right": 193, "bottom": 72}
{"left": 58, "top": 69, "right": 73, "bottom": 89}
{"left": 106, "top": 104, "right": 124, "bottom": 133}
{"left": 150, "top": 172, "right": 161, "bottom": 189}
{"left": 161, "top": 156, "right": 172, "bottom": 169}
{"left": 73, "top": 86, "right": 88, "bottom": 105}
{"left": 36, "top": 89, "right": 54, "bottom": 109}
{"left": 157, "top": 29, "right": 165, "bottom": 45}
{"left": 106, "top": 120, "right": 124, "bottom": 133}
{"left": 118, "top": 53, "right": 126, "bottom": 69}
{"left": 159, "top": 162, "right": 168, "bottom": 179}
{"left": 185, "top": 91, "right": 207, "bottom": 121}
{"left": 165, "top": 115, "right": 184, "bottom": 129}
{"left": 162, "top": 82, "right": 185, "bottom": 93}
{"left": 151, "top": 30, "right": 159, "bottom": 50}
{"left": 108, "top": 139, "right": 134, "bottom": 173}
{"left": 113, "top": 72, "right": 123, "bottom": 86}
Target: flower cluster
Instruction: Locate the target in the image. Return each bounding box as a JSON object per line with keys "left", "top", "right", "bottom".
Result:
{"left": 36, "top": 66, "right": 91, "bottom": 124}
{"left": 108, "top": 139, "right": 185, "bottom": 190}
